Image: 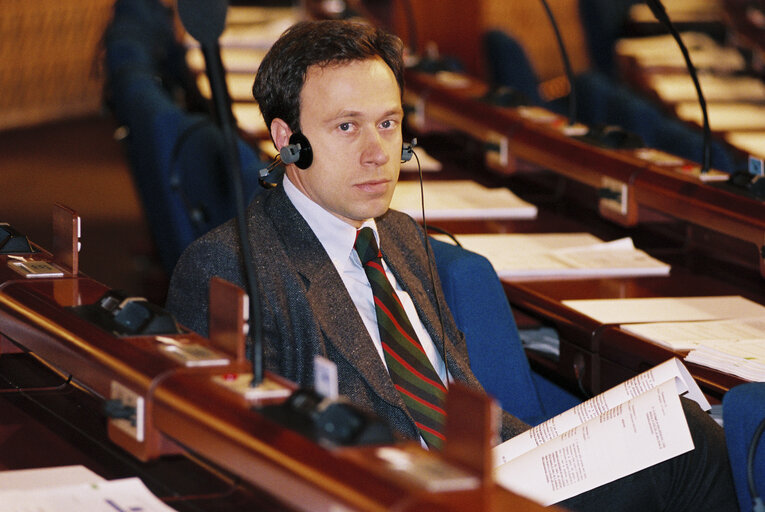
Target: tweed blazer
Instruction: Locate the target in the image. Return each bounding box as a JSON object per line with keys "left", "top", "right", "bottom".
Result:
{"left": 165, "top": 184, "right": 529, "bottom": 442}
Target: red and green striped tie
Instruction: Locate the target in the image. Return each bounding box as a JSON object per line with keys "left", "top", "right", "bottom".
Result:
{"left": 354, "top": 227, "right": 447, "bottom": 449}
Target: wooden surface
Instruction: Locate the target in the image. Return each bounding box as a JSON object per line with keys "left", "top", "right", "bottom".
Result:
{"left": 0, "top": 231, "right": 551, "bottom": 511}
{"left": 403, "top": 69, "right": 765, "bottom": 277}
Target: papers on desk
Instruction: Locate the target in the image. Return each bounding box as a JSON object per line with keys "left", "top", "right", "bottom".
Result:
{"left": 0, "top": 466, "right": 175, "bottom": 511}
{"left": 647, "top": 74, "right": 765, "bottom": 103}
{"left": 725, "top": 131, "right": 765, "bottom": 159}
{"left": 564, "top": 297, "right": 765, "bottom": 380}
{"left": 622, "top": 317, "right": 765, "bottom": 380}
{"left": 616, "top": 32, "right": 746, "bottom": 72}
{"left": 622, "top": 316, "right": 765, "bottom": 351}
{"left": 390, "top": 180, "right": 537, "bottom": 220}
{"left": 561, "top": 295, "right": 765, "bottom": 325}
{"left": 686, "top": 338, "right": 765, "bottom": 381}
{"left": 434, "top": 233, "right": 670, "bottom": 280}
{"left": 197, "top": 73, "right": 255, "bottom": 102}
{"left": 675, "top": 102, "right": 765, "bottom": 131}
{"left": 186, "top": 46, "right": 266, "bottom": 74}
{"left": 183, "top": 7, "right": 299, "bottom": 49}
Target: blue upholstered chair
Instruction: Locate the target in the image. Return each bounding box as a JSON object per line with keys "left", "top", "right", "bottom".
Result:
{"left": 723, "top": 383, "right": 765, "bottom": 511}
{"left": 429, "top": 238, "right": 580, "bottom": 426}
{"left": 104, "top": 0, "right": 267, "bottom": 274}
{"left": 483, "top": 29, "right": 740, "bottom": 174}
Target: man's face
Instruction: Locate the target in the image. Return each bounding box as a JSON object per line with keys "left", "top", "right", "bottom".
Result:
{"left": 285, "top": 57, "right": 404, "bottom": 227}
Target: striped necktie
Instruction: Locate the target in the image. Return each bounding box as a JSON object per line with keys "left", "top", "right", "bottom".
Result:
{"left": 354, "top": 227, "right": 447, "bottom": 449}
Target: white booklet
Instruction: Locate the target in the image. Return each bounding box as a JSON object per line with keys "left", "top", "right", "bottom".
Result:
{"left": 390, "top": 180, "right": 538, "bottom": 220}
{"left": 433, "top": 233, "right": 670, "bottom": 279}
{"left": 493, "top": 358, "right": 707, "bottom": 506}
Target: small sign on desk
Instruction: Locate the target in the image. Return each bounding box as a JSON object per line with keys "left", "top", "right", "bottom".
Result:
{"left": 7, "top": 258, "right": 64, "bottom": 278}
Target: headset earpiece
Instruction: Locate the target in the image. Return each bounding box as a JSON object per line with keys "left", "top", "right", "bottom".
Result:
{"left": 280, "top": 132, "right": 313, "bottom": 169}
{"left": 401, "top": 138, "right": 417, "bottom": 162}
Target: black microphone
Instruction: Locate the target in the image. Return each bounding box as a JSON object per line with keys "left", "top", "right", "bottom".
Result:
{"left": 538, "top": 0, "right": 577, "bottom": 127}
{"left": 177, "top": 0, "right": 265, "bottom": 386}
{"left": 645, "top": 0, "right": 711, "bottom": 174}
{"left": 538, "top": 0, "right": 645, "bottom": 150}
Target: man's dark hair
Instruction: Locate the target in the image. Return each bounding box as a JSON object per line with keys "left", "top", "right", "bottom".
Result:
{"left": 252, "top": 20, "right": 404, "bottom": 133}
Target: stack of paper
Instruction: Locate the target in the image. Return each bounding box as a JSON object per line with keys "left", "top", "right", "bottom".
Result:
{"left": 685, "top": 338, "right": 765, "bottom": 381}
{"left": 433, "top": 233, "right": 670, "bottom": 279}
{"left": 562, "top": 296, "right": 765, "bottom": 325}
{"left": 0, "top": 466, "right": 175, "bottom": 511}
{"left": 675, "top": 102, "right": 765, "bottom": 131}
{"left": 622, "top": 317, "right": 765, "bottom": 351}
{"left": 647, "top": 74, "right": 765, "bottom": 103}
{"left": 391, "top": 180, "right": 537, "bottom": 220}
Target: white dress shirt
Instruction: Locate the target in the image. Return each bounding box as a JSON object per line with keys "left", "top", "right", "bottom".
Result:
{"left": 283, "top": 176, "right": 448, "bottom": 386}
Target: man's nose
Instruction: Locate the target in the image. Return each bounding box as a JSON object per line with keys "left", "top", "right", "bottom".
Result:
{"left": 360, "top": 129, "right": 390, "bottom": 167}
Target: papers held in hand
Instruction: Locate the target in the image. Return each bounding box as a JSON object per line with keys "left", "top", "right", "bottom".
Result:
{"left": 492, "top": 358, "right": 705, "bottom": 506}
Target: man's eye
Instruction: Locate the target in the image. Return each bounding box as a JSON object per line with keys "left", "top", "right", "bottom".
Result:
{"left": 380, "top": 119, "right": 396, "bottom": 129}
{"left": 339, "top": 122, "right": 351, "bottom": 131}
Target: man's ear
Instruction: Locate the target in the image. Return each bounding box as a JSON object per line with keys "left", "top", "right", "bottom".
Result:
{"left": 270, "top": 118, "right": 292, "bottom": 151}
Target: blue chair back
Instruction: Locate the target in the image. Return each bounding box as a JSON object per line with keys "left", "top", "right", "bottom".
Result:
{"left": 430, "top": 238, "right": 579, "bottom": 425}
{"left": 723, "top": 382, "right": 765, "bottom": 511}
{"left": 104, "top": 0, "right": 267, "bottom": 273}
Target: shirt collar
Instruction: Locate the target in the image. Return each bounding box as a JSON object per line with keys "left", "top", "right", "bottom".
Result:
{"left": 283, "top": 175, "right": 380, "bottom": 269}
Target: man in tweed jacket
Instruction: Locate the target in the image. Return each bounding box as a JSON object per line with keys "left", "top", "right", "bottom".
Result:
{"left": 166, "top": 19, "right": 736, "bottom": 511}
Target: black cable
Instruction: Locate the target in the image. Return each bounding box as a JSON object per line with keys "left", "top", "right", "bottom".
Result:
{"left": 425, "top": 225, "right": 462, "bottom": 247}
{"left": 538, "top": 0, "right": 577, "bottom": 126}
{"left": 747, "top": 415, "right": 765, "bottom": 511}
{"left": 413, "top": 149, "right": 448, "bottom": 380}
{"left": 645, "top": 0, "right": 711, "bottom": 174}
{"left": 177, "top": 0, "right": 264, "bottom": 386}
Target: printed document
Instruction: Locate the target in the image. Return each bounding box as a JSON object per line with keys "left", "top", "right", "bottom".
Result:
{"left": 561, "top": 295, "right": 765, "bottom": 325}
{"left": 493, "top": 358, "right": 705, "bottom": 505}
{"left": 432, "top": 233, "right": 669, "bottom": 279}
{"left": 390, "top": 180, "right": 537, "bottom": 220}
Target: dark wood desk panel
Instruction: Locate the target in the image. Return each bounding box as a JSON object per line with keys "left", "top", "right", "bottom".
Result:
{"left": 500, "top": 271, "right": 763, "bottom": 399}
{"left": 0, "top": 253, "right": 552, "bottom": 511}
{"left": 0, "top": 353, "right": 289, "bottom": 511}
{"left": 404, "top": 69, "right": 765, "bottom": 277}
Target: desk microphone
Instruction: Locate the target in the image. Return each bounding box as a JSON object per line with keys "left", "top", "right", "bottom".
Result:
{"left": 645, "top": 0, "right": 711, "bottom": 174}
{"left": 538, "top": 0, "right": 643, "bottom": 150}
{"left": 538, "top": 0, "right": 577, "bottom": 127}
{"left": 177, "top": 0, "right": 265, "bottom": 386}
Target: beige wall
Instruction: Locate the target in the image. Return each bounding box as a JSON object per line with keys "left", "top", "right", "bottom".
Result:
{"left": 0, "top": 0, "right": 115, "bottom": 131}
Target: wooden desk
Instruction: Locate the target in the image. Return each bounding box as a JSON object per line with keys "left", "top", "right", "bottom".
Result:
{"left": 0, "top": 217, "right": 551, "bottom": 512}
{"left": 501, "top": 272, "right": 759, "bottom": 400}
{"left": 403, "top": 69, "right": 765, "bottom": 278}
{"left": 407, "top": 132, "right": 764, "bottom": 402}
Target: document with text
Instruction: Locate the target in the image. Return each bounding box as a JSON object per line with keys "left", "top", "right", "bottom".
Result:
{"left": 492, "top": 358, "right": 706, "bottom": 506}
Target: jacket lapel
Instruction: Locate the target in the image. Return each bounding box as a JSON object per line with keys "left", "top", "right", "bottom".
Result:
{"left": 264, "top": 188, "right": 405, "bottom": 409}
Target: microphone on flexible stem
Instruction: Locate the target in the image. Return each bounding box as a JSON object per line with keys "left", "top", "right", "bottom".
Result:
{"left": 177, "top": 0, "right": 265, "bottom": 386}
{"left": 538, "top": 0, "right": 645, "bottom": 150}
{"left": 538, "top": 0, "right": 577, "bottom": 127}
{"left": 645, "top": 0, "right": 711, "bottom": 174}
